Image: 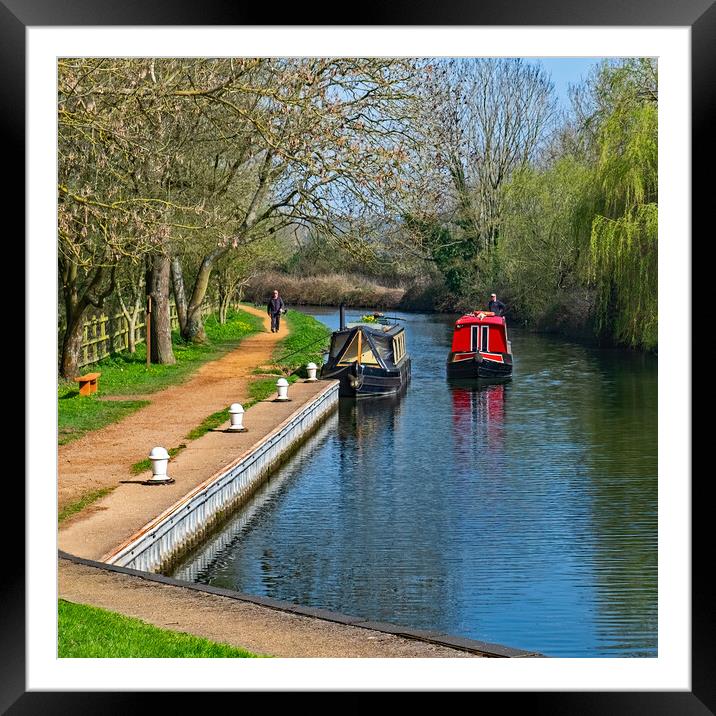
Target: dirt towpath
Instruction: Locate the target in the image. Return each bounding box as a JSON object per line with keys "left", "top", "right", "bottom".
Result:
{"left": 58, "top": 305, "right": 283, "bottom": 514}
{"left": 59, "top": 559, "right": 480, "bottom": 658}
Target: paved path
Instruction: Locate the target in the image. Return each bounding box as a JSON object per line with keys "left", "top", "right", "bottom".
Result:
{"left": 59, "top": 559, "right": 480, "bottom": 658}
{"left": 58, "top": 305, "right": 284, "bottom": 513}
{"left": 58, "top": 380, "right": 336, "bottom": 561}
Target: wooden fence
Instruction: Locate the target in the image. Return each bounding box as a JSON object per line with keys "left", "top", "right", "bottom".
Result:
{"left": 59, "top": 300, "right": 243, "bottom": 369}
{"left": 76, "top": 304, "right": 180, "bottom": 368}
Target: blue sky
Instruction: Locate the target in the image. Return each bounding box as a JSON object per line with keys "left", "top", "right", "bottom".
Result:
{"left": 530, "top": 57, "right": 606, "bottom": 109}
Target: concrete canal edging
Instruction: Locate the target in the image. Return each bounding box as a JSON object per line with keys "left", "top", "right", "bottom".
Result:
{"left": 100, "top": 380, "right": 339, "bottom": 572}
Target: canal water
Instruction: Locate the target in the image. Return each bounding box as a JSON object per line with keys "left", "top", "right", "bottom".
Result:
{"left": 168, "top": 308, "right": 658, "bottom": 657}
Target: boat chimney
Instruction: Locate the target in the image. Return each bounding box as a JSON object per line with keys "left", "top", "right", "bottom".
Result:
{"left": 339, "top": 303, "right": 346, "bottom": 331}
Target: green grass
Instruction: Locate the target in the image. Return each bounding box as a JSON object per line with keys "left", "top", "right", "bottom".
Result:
{"left": 58, "top": 599, "right": 261, "bottom": 658}
{"left": 58, "top": 308, "right": 263, "bottom": 446}
{"left": 58, "top": 487, "right": 116, "bottom": 524}
{"left": 58, "top": 397, "right": 150, "bottom": 446}
{"left": 184, "top": 409, "right": 231, "bottom": 441}
{"left": 246, "top": 374, "right": 300, "bottom": 404}
{"left": 271, "top": 310, "right": 331, "bottom": 376}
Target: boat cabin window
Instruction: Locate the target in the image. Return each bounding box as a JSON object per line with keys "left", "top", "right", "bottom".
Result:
{"left": 392, "top": 331, "right": 406, "bottom": 363}
{"left": 471, "top": 325, "right": 490, "bottom": 352}
{"left": 337, "top": 333, "right": 359, "bottom": 364}
{"left": 372, "top": 337, "right": 394, "bottom": 364}
{"left": 330, "top": 332, "right": 350, "bottom": 358}
{"left": 360, "top": 345, "right": 380, "bottom": 366}
{"left": 337, "top": 331, "right": 380, "bottom": 366}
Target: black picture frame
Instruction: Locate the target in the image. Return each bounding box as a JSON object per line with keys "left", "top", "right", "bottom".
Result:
{"left": 8, "top": 1, "right": 705, "bottom": 710}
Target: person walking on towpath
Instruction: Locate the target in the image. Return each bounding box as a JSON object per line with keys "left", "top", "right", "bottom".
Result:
{"left": 267, "top": 289, "right": 285, "bottom": 333}
{"left": 488, "top": 293, "right": 506, "bottom": 316}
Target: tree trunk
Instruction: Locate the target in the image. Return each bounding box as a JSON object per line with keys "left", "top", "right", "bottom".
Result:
{"left": 219, "top": 295, "right": 229, "bottom": 324}
{"left": 147, "top": 254, "right": 175, "bottom": 365}
{"left": 127, "top": 311, "right": 138, "bottom": 353}
{"left": 184, "top": 304, "right": 208, "bottom": 343}
{"left": 183, "top": 250, "right": 226, "bottom": 343}
{"left": 60, "top": 310, "right": 86, "bottom": 380}
{"left": 171, "top": 256, "right": 188, "bottom": 335}
{"left": 118, "top": 276, "right": 143, "bottom": 354}
{"left": 59, "top": 258, "right": 115, "bottom": 379}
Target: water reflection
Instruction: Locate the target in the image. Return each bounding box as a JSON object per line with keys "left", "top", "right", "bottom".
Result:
{"left": 450, "top": 382, "right": 507, "bottom": 456}
{"left": 167, "top": 309, "right": 658, "bottom": 657}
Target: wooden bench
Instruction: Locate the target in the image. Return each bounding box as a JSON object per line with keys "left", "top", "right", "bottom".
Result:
{"left": 74, "top": 372, "right": 102, "bottom": 396}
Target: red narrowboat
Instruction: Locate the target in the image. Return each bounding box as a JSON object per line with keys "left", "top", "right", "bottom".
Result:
{"left": 446, "top": 311, "right": 513, "bottom": 380}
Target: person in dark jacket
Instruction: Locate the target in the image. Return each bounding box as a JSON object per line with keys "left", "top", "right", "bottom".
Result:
{"left": 488, "top": 293, "right": 506, "bottom": 316}
{"left": 267, "top": 289, "right": 285, "bottom": 333}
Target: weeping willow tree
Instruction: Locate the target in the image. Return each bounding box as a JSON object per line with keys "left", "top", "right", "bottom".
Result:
{"left": 586, "top": 59, "right": 658, "bottom": 350}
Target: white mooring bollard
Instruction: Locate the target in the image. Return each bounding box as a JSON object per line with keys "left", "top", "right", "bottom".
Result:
{"left": 275, "top": 377, "right": 290, "bottom": 401}
{"left": 147, "top": 446, "right": 173, "bottom": 483}
{"left": 227, "top": 403, "right": 247, "bottom": 432}
{"left": 306, "top": 362, "right": 318, "bottom": 382}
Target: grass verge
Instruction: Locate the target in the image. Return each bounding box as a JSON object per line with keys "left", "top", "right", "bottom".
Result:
{"left": 58, "top": 308, "right": 263, "bottom": 446}
{"left": 58, "top": 599, "right": 261, "bottom": 658}
{"left": 58, "top": 487, "right": 116, "bottom": 524}
{"left": 271, "top": 310, "right": 332, "bottom": 376}
{"left": 58, "top": 399, "right": 150, "bottom": 447}
{"left": 247, "top": 374, "right": 300, "bottom": 403}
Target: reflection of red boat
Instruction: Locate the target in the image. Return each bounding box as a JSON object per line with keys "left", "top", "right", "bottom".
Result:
{"left": 451, "top": 383, "right": 506, "bottom": 453}
{"left": 446, "top": 311, "right": 513, "bottom": 380}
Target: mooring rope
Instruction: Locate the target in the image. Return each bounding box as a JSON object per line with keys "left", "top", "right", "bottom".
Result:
{"left": 271, "top": 333, "right": 331, "bottom": 366}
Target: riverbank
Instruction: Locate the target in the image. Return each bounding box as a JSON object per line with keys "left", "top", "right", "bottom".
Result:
{"left": 58, "top": 381, "right": 337, "bottom": 562}
{"left": 58, "top": 556, "right": 521, "bottom": 657}
{"left": 245, "top": 271, "right": 405, "bottom": 310}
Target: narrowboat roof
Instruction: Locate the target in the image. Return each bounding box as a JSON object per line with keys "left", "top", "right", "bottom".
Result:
{"left": 343, "top": 322, "right": 405, "bottom": 337}
{"left": 326, "top": 322, "right": 408, "bottom": 371}
{"left": 455, "top": 313, "right": 506, "bottom": 328}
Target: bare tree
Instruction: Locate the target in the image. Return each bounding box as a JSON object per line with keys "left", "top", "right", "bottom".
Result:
{"left": 163, "top": 57, "right": 417, "bottom": 342}
{"left": 405, "top": 59, "right": 557, "bottom": 264}
{"left": 58, "top": 59, "right": 208, "bottom": 373}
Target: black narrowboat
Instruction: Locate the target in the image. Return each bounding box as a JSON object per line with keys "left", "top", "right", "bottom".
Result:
{"left": 446, "top": 311, "right": 513, "bottom": 380}
{"left": 320, "top": 307, "right": 411, "bottom": 398}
